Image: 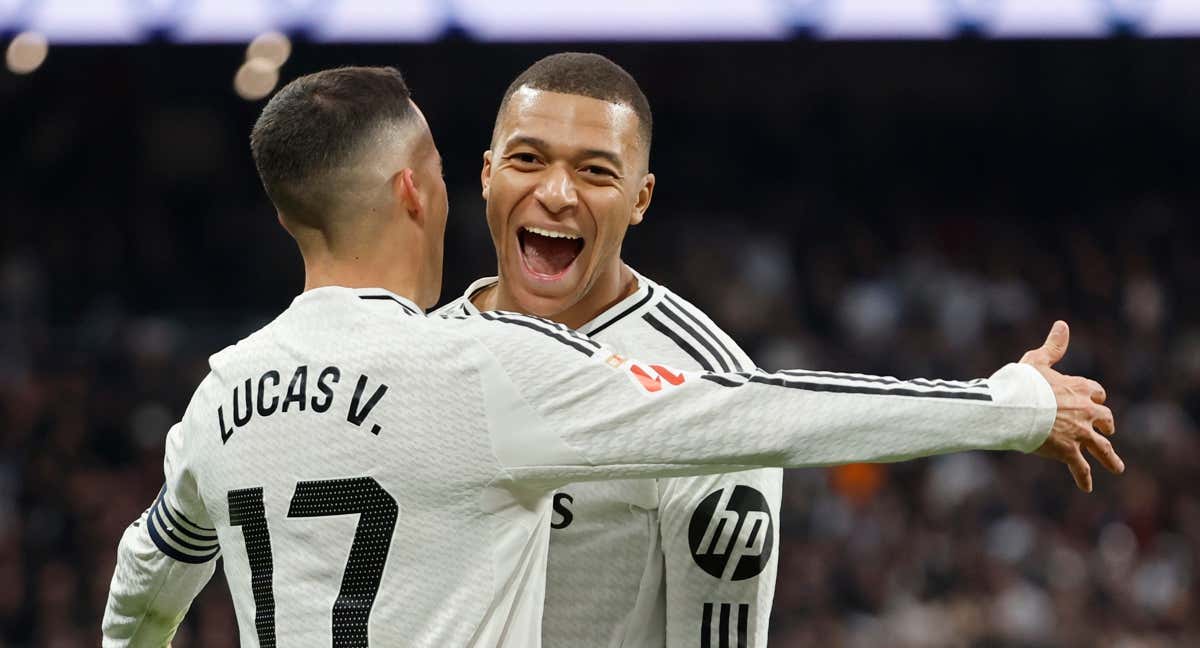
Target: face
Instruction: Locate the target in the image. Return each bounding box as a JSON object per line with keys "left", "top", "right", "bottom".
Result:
{"left": 408, "top": 105, "right": 449, "bottom": 307}
{"left": 482, "top": 87, "right": 654, "bottom": 319}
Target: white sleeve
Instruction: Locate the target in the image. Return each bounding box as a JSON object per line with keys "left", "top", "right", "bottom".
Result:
{"left": 658, "top": 468, "right": 781, "bottom": 648}
{"left": 465, "top": 312, "right": 1056, "bottom": 484}
{"left": 102, "top": 423, "right": 218, "bottom": 647}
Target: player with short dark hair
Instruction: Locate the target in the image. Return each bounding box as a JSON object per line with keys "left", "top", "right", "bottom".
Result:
{"left": 437, "top": 52, "right": 1120, "bottom": 647}
{"left": 102, "top": 65, "right": 1120, "bottom": 647}
{"left": 494, "top": 51, "right": 653, "bottom": 152}
{"left": 437, "top": 52, "right": 777, "bottom": 646}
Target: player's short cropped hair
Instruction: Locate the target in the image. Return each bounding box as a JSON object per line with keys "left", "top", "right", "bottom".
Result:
{"left": 250, "top": 66, "right": 417, "bottom": 225}
{"left": 495, "top": 52, "right": 653, "bottom": 150}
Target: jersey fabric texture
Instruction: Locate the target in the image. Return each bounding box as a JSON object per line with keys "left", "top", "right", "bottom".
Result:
{"left": 103, "top": 285, "right": 1057, "bottom": 647}
{"left": 435, "top": 269, "right": 780, "bottom": 648}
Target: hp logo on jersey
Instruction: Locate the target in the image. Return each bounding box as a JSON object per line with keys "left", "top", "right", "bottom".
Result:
{"left": 688, "top": 485, "right": 774, "bottom": 581}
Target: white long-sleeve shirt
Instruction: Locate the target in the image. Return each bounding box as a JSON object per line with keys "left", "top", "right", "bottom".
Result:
{"left": 102, "top": 285, "right": 1055, "bottom": 647}
{"left": 436, "top": 269, "right": 780, "bottom": 648}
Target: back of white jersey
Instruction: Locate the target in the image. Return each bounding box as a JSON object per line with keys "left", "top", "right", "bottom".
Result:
{"left": 159, "top": 288, "right": 550, "bottom": 646}
{"left": 105, "top": 285, "right": 1056, "bottom": 648}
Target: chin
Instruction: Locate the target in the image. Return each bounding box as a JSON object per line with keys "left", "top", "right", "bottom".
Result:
{"left": 514, "top": 286, "right": 579, "bottom": 321}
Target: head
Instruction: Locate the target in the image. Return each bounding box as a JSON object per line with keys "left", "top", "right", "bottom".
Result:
{"left": 251, "top": 66, "right": 448, "bottom": 307}
{"left": 482, "top": 52, "right": 655, "bottom": 320}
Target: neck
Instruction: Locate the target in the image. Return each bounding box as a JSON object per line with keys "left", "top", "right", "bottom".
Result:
{"left": 482, "top": 258, "right": 638, "bottom": 330}
{"left": 300, "top": 238, "right": 424, "bottom": 307}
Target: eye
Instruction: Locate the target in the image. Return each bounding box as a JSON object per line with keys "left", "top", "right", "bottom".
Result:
{"left": 583, "top": 165, "right": 616, "bottom": 178}
{"left": 509, "top": 152, "right": 541, "bottom": 165}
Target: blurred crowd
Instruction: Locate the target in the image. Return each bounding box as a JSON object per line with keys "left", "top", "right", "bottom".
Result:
{"left": 3, "top": 197, "right": 1196, "bottom": 647}
{"left": 3, "top": 41, "right": 1199, "bottom": 648}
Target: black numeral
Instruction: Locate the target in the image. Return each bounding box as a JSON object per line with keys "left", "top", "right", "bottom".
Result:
{"left": 288, "top": 477, "right": 398, "bottom": 647}
{"left": 226, "top": 477, "right": 398, "bottom": 646}
{"left": 228, "top": 487, "right": 276, "bottom": 647}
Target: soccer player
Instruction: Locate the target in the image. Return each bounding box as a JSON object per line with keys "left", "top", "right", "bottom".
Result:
{"left": 432, "top": 53, "right": 782, "bottom": 647}
{"left": 102, "top": 66, "right": 1119, "bottom": 647}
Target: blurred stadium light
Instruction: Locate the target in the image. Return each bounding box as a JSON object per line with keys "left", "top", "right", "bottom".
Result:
{"left": 2, "top": 0, "right": 1199, "bottom": 42}
{"left": 4, "top": 30, "right": 46, "bottom": 74}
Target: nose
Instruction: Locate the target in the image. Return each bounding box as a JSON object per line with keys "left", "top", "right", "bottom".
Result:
{"left": 533, "top": 165, "right": 578, "bottom": 215}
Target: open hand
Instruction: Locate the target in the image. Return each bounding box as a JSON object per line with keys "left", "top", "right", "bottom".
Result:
{"left": 1023, "top": 321, "right": 1122, "bottom": 492}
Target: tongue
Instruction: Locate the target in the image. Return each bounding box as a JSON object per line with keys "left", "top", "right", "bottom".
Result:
{"left": 523, "top": 231, "right": 579, "bottom": 276}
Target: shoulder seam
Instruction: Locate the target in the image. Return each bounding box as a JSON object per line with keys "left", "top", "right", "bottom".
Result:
{"left": 481, "top": 311, "right": 601, "bottom": 357}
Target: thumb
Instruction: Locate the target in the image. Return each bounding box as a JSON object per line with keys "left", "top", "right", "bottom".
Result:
{"left": 1040, "top": 320, "right": 1070, "bottom": 366}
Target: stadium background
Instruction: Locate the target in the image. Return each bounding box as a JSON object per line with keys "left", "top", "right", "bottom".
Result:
{"left": 3, "top": 9, "right": 1200, "bottom": 647}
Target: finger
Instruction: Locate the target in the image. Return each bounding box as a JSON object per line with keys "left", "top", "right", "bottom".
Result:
{"left": 1087, "top": 379, "right": 1107, "bottom": 404}
{"left": 1066, "top": 448, "right": 1093, "bottom": 492}
{"left": 1087, "top": 432, "right": 1125, "bottom": 474}
{"left": 1040, "top": 320, "right": 1070, "bottom": 366}
{"left": 1093, "top": 405, "right": 1115, "bottom": 436}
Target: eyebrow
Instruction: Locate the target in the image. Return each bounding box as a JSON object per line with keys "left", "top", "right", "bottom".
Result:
{"left": 505, "top": 135, "right": 624, "bottom": 172}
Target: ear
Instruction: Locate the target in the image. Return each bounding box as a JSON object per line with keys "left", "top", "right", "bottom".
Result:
{"left": 630, "top": 172, "right": 655, "bottom": 227}
{"left": 393, "top": 167, "right": 424, "bottom": 223}
{"left": 481, "top": 150, "right": 494, "bottom": 201}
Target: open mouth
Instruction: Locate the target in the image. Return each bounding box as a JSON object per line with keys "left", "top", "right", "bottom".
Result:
{"left": 518, "top": 226, "right": 584, "bottom": 279}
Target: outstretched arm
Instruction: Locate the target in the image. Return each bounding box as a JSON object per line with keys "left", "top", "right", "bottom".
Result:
{"left": 465, "top": 313, "right": 1119, "bottom": 489}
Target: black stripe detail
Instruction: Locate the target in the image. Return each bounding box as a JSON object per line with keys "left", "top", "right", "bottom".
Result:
{"left": 482, "top": 312, "right": 596, "bottom": 357}
{"left": 701, "top": 603, "right": 713, "bottom": 648}
{"left": 778, "top": 368, "right": 984, "bottom": 390}
{"left": 358, "top": 294, "right": 419, "bottom": 315}
{"left": 702, "top": 374, "right": 745, "bottom": 388}
{"left": 154, "top": 488, "right": 215, "bottom": 531}
{"left": 718, "top": 603, "right": 731, "bottom": 648}
{"left": 589, "top": 284, "right": 656, "bottom": 336}
{"left": 701, "top": 372, "right": 994, "bottom": 401}
{"left": 662, "top": 293, "right": 745, "bottom": 371}
{"left": 643, "top": 313, "right": 715, "bottom": 371}
{"left": 737, "top": 604, "right": 749, "bottom": 648}
{"left": 157, "top": 501, "right": 218, "bottom": 542}
{"left": 490, "top": 310, "right": 603, "bottom": 350}
{"left": 656, "top": 303, "right": 729, "bottom": 372}
{"left": 146, "top": 513, "right": 219, "bottom": 563}
{"left": 152, "top": 508, "right": 219, "bottom": 552}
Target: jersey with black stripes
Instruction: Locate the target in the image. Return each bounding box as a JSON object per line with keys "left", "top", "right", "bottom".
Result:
{"left": 104, "top": 285, "right": 1056, "bottom": 648}
{"left": 437, "top": 269, "right": 782, "bottom": 648}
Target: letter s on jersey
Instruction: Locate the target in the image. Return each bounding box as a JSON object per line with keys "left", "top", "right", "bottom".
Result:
{"left": 551, "top": 492, "right": 574, "bottom": 529}
{"left": 688, "top": 486, "right": 774, "bottom": 581}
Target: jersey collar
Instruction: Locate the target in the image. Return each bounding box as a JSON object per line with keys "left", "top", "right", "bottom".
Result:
{"left": 450, "top": 267, "right": 659, "bottom": 334}
{"left": 294, "top": 286, "right": 424, "bottom": 316}
{"left": 353, "top": 288, "right": 424, "bottom": 315}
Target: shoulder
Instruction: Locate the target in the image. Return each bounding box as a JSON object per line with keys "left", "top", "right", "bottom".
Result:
{"left": 595, "top": 271, "right": 754, "bottom": 373}
{"left": 450, "top": 310, "right": 605, "bottom": 359}
{"left": 432, "top": 276, "right": 498, "bottom": 318}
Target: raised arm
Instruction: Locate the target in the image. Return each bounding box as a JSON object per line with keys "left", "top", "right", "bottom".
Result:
{"left": 466, "top": 313, "right": 1120, "bottom": 489}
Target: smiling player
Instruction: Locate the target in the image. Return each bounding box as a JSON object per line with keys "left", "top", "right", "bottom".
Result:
{"left": 101, "top": 65, "right": 1123, "bottom": 648}
{"left": 436, "top": 53, "right": 780, "bottom": 647}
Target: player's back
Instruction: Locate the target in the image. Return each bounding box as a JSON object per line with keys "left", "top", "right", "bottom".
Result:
{"left": 110, "top": 284, "right": 1059, "bottom": 647}
{"left": 170, "top": 287, "right": 548, "bottom": 646}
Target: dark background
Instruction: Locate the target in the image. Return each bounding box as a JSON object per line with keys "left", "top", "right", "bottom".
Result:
{"left": 2, "top": 39, "right": 1198, "bottom": 646}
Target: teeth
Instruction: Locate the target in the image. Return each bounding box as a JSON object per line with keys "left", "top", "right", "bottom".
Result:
{"left": 524, "top": 226, "right": 580, "bottom": 240}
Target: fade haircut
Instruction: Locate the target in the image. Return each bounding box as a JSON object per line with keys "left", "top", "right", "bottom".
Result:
{"left": 495, "top": 52, "right": 653, "bottom": 152}
{"left": 251, "top": 66, "right": 417, "bottom": 226}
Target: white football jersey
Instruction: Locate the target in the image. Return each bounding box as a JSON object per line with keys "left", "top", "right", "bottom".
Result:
{"left": 436, "top": 269, "right": 781, "bottom": 648}
{"left": 103, "top": 285, "right": 1055, "bottom": 648}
